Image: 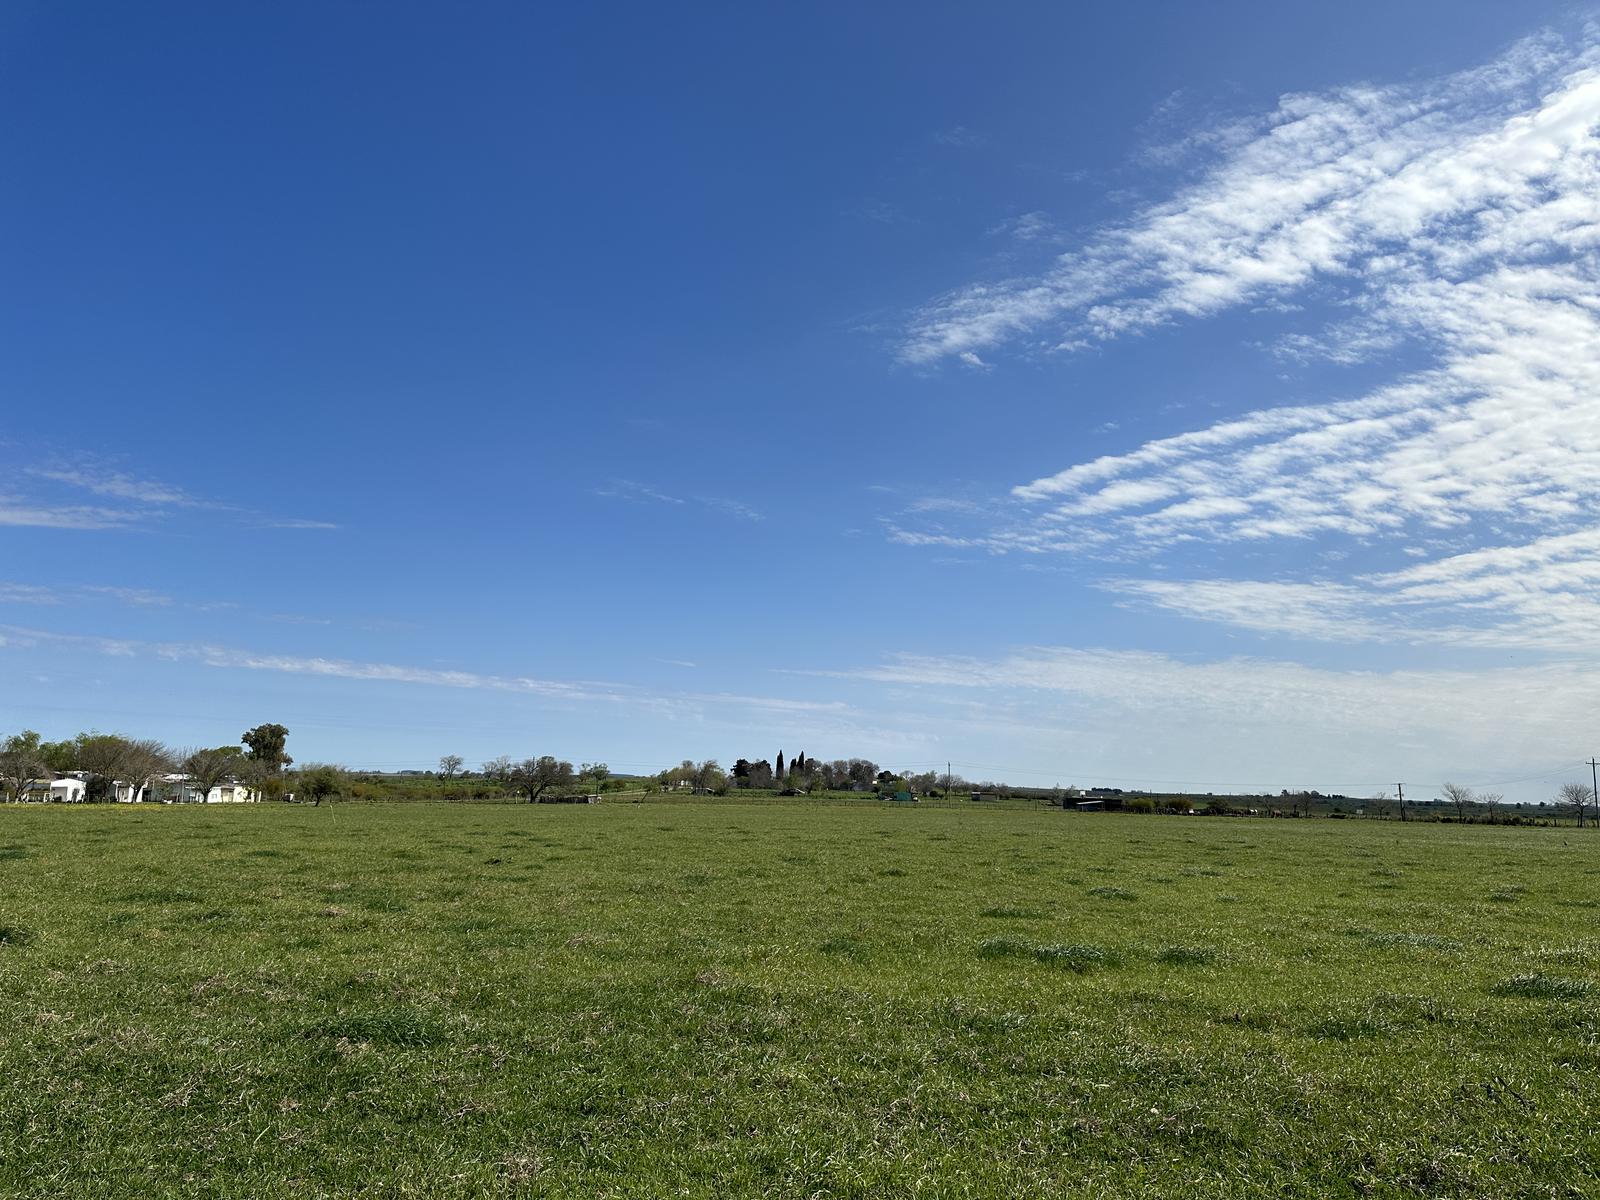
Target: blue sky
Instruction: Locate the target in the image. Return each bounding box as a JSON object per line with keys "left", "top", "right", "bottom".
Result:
{"left": 4, "top": 2, "right": 1599, "bottom": 799}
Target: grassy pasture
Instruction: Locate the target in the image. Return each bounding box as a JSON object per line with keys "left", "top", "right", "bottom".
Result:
{"left": 1, "top": 803, "right": 1597, "bottom": 1198}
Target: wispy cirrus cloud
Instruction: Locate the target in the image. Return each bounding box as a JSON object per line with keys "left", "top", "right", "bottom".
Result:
{"left": 595, "top": 479, "right": 764, "bottom": 521}
{"left": 1006, "top": 265, "right": 1600, "bottom": 545}
{"left": 0, "top": 582, "right": 62, "bottom": 605}
{"left": 901, "top": 32, "right": 1599, "bottom": 366}
{"left": 0, "top": 497, "right": 146, "bottom": 530}
{"left": 81, "top": 585, "right": 174, "bottom": 607}
{"left": 0, "top": 623, "right": 857, "bottom": 730}
{"left": 891, "top": 28, "right": 1600, "bottom": 666}
{"left": 7, "top": 452, "right": 337, "bottom": 532}
{"left": 1108, "top": 527, "right": 1600, "bottom": 652}
{"left": 26, "top": 466, "right": 194, "bottom": 507}
{"left": 258, "top": 517, "right": 340, "bottom": 530}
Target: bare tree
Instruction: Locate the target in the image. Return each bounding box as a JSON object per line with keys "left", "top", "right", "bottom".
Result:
{"left": 1556, "top": 782, "right": 1594, "bottom": 827}
{"left": 693, "top": 759, "right": 725, "bottom": 792}
{"left": 511, "top": 756, "right": 574, "bottom": 803}
{"left": 122, "top": 739, "right": 176, "bottom": 803}
{"left": 1478, "top": 791, "right": 1505, "bottom": 824}
{"left": 182, "top": 746, "right": 245, "bottom": 803}
{"left": 71, "top": 733, "right": 134, "bottom": 802}
{"left": 482, "top": 756, "right": 512, "bottom": 795}
{"left": 1440, "top": 781, "right": 1476, "bottom": 823}
{"left": 438, "top": 754, "right": 464, "bottom": 780}
{"left": 0, "top": 731, "right": 47, "bottom": 803}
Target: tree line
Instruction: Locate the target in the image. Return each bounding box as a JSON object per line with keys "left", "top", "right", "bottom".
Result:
{"left": 9, "top": 724, "right": 1598, "bottom": 820}
{"left": 0, "top": 724, "right": 349, "bottom": 805}
{"left": 653, "top": 751, "right": 957, "bottom": 796}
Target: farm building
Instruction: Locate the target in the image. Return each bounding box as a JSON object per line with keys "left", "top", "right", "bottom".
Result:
{"left": 23, "top": 776, "right": 88, "bottom": 803}
{"left": 115, "top": 774, "right": 260, "bottom": 804}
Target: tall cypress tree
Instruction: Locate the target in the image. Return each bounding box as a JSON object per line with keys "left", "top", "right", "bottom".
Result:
{"left": 776, "top": 750, "right": 786, "bottom": 780}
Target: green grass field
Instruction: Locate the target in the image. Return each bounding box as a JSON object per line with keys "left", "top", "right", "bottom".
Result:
{"left": 1, "top": 803, "right": 1597, "bottom": 1198}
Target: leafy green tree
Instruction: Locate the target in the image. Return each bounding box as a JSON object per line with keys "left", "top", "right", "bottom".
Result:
{"left": 242, "top": 724, "right": 292, "bottom": 801}
{"left": 775, "top": 750, "right": 785, "bottom": 780}
{"left": 296, "top": 763, "right": 345, "bottom": 807}
{"left": 0, "top": 731, "right": 47, "bottom": 803}
{"left": 846, "top": 759, "right": 878, "bottom": 790}
{"left": 73, "top": 732, "right": 136, "bottom": 803}
{"left": 40, "top": 739, "right": 76, "bottom": 773}
{"left": 242, "top": 724, "right": 292, "bottom": 771}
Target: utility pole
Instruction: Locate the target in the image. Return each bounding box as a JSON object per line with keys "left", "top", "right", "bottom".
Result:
{"left": 1589, "top": 759, "right": 1598, "bottom": 830}
{"left": 1397, "top": 782, "right": 1406, "bottom": 822}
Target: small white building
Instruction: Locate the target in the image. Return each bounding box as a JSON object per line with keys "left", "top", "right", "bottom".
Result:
{"left": 116, "top": 774, "right": 259, "bottom": 804}
{"left": 202, "top": 780, "right": 257, "bottom": 804}
{"left": 23, "top": 776, "right": 88, "bottom": 803}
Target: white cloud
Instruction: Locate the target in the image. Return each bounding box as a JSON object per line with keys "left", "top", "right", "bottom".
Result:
{"left": 891, "top": 28, "right": 1600, "bottom": 670}
{"left": 260, "top": 517, "right": 340, "bottom": 530}
{"left": 7, "top": 455, "right": 339, "bottom": 533}
{"left": 26, "top": 466, "right": 192, "bottom": 507}
{"left": 833, "top": 643, "right": 1596, "bottom": 789}
{"left": 0, "top": 498, "right": 144, "bottom": 530}
{"left": 987, "top": 211, "right": 1056, "bottom": 242}
{"left": 1103, "top": 578, "right": 1387, "bottom": 642}
{"left": 82, "top": 586, "right": 174, "bottom": 607}
{"left": 0, "top": 582, "right": 62, "bottom": 605}
{"left": 597, "top": 479, "right": 763, "bottom": 521}
{"left": 0, "top": 623, "right": 906, "bottom": 749}
{"left": 902, "top": 33, "right": 1599, "bottom": 365}
{"left": 595, "top": 479, "right": 685, "bottom": 506}
{"left": 696, "top": 496, "right": 765, "bottom": 521}
{"left": 1101, "top": 525, "right": 1600, "bottom": 652}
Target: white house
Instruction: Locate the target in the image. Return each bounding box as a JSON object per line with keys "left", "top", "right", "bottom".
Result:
{"left": 23, "top": 776, "right": 88, "bottom": 803}
{"left": 116, "top": 773, "right": 259, "bottom": 804}
{"left": 201, "top": 780, "right": 257, "bottom": 804}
